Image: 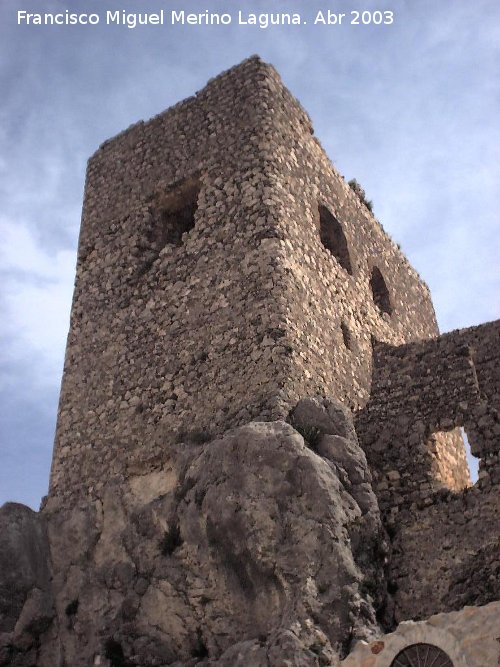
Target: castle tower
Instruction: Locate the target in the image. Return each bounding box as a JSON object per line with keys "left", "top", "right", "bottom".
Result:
{"left": 48, "top": 57, "right": 464, "bottom": 505}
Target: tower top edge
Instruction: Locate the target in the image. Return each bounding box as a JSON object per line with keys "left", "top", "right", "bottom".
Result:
{"left": 91, "top": 55, "right": 312, "bottom": 160}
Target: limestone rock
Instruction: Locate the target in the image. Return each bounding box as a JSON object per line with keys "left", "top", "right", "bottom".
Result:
{"left": 290, "top": 396, "right": 358, "bottom": 442}
{"left": 40, "top": 420, "right": 386, "bottom": 666}
{"left": 0, "top": 503, "right": 58, "bottom": 666}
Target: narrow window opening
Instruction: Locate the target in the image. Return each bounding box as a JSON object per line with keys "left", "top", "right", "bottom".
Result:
{"left": 152, "top": 178, "right": 199, "bottom": 248}
{"left": 318, "top": 204, "right": 353, "bottom": 275}
{"left": 460, "top": 426, "right": 478, "bottom": 483}
{"left": 427, "top": 428, "right": 472, "bottom": 491}
{"left": 341, "top": 322, "right": 353, "bottom": 351}
{"left": 370, "top": 266, "right": 392, "bottom": 315}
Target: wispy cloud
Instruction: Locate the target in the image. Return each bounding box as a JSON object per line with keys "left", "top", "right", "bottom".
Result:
{"left": 0, "top": 219, "right": 75, "bottom": 383}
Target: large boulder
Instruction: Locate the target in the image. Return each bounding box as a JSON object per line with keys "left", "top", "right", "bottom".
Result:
{"left": 44, "top": 417, "right": 387, "bottom": 666}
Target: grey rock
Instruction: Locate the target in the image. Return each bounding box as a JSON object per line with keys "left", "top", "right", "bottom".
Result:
{"left": 317, "top": 435, "right": 370, "bottom": 486}
{"left": 0, "top": 503, "right": 52, "bottom": 633}
{"left": 0, "top": 420, "right": 385, "bottom": 666}
{"left": 290, "top": 397, "right": 358, "bottom": 442}
{"left": 40, "top": 420, "right": 384, "bottom": 666}
{"left": 213, "top": 639, "right": 268, "bottom": 666}
{"left": 0, "top": 503, "right": 58, "bottom": 667}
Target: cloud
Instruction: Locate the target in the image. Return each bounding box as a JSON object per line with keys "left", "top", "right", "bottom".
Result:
{"left": 0, "top": 219, "right": 75, "bottom": 387}
{"left": 0, "top": 217, "right": 73, "bottom": 509}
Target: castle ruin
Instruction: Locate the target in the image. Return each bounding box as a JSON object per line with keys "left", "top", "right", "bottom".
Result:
{"left": 1, "top": 56, "right": 498, "bottom": 667}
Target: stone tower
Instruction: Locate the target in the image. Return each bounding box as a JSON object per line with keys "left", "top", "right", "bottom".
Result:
{"left": 49, "top": 56, "right": 468, "bottom": 507}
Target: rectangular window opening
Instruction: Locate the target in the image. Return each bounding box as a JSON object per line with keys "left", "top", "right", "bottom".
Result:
{"left": 426, "top": 427, "right": 472, "bottom": 491}
{"left": 152, "top": 176, "right": 200, "bottom": 248}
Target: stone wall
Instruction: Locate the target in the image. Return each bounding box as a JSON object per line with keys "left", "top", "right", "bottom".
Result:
{"left": 340, "top": 601, "right": 500, "bottom": 667}
{"left": 48, "top": 56, "right": 440, "bottom": 506}
{"left": 389, "top": 480, "right": 499, "bottom": 623}
{"left": 249, "top": 76, "right": 439, "bottom": 416}
{"left": 355, "top": 319, "right": 500, "bottom": 623}
{"left": 357, "top": 319, "right": 500, "bottom": 514}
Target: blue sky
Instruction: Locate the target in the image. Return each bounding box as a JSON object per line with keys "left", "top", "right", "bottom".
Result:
{"left": 1, "top": 0, "right": 499, "bottom": 508}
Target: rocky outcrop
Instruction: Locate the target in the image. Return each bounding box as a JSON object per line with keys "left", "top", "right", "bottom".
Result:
{"left": 2, "top": 399, "right": 387, "bottom": 666}
{"left": 0, "top": 503, "right": 58, "bottom": 666}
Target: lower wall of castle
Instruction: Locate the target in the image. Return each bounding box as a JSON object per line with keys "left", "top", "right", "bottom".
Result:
{"left": 341, "top": 601, "right": 500, "bottom": 667}
{"left": 389, "top": 482, "right": 500, "bottom": 622}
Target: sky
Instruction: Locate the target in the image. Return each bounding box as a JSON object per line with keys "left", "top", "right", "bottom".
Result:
{"left": 1, "top": 0, "right": 499, "bottom": 509}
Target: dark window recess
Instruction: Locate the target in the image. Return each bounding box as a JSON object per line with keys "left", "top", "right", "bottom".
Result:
{"left": 390, "top": 643, "right": 453, "bottom": 667}
{"left": 341, "top": 322, "right": 353, "bottom": 350}
{"left": 151, "top": 178, "right": 199, "bottom": 248}
{"left": 370, "top": 266, "right": 392, "bottom": 315}
{"left": 318, "top": 205, "right": 353, "bottom": 275}
{"left": 104, "top": 638, "right": 130, "bottom": 667}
